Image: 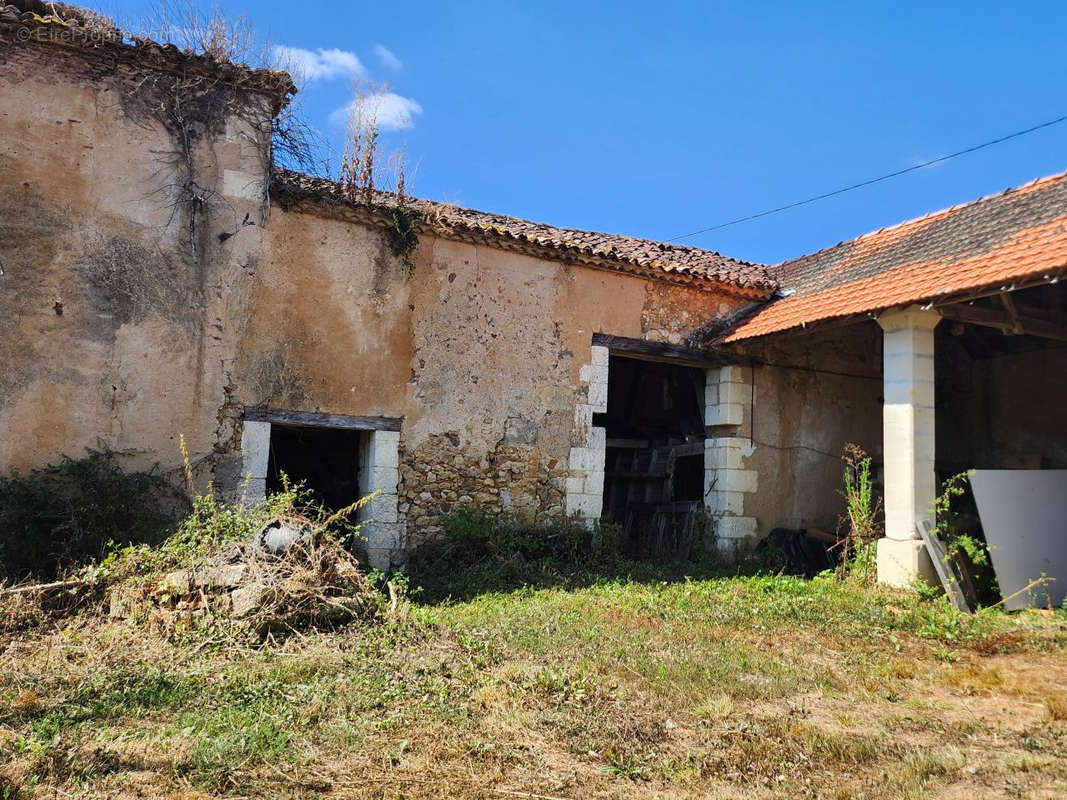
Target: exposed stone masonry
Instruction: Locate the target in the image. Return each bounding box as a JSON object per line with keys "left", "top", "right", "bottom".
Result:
{"left": 398, "top": 433, "right": 567, "bottom": 543}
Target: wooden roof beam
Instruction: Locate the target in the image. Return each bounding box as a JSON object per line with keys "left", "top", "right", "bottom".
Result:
{"left": 938, "top": 301, "right": 1067, "bottom": 342}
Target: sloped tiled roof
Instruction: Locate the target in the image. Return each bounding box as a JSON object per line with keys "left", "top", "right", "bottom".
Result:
{"left": 720, "top": 169, "right": 1067, "bottom": 342}
{"left": 271, "top": 169, "right": 776, "bottom": 294}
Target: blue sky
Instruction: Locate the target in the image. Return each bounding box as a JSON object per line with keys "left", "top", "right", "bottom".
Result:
{"left": 104, "top": 1, "right": 1067, "bottom": 264}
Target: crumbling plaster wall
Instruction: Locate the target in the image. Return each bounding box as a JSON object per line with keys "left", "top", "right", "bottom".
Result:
{"left": 0, "top": 39, "right": 274, "bottom": 485}
{"left": 251, "top": 208, "right": 751, "bottom": 541}
{"left": 0, "top": 34, "right": 755, "bottom": 544}
{"left": 726, "top": 322, "right": 884, "bottom": 535}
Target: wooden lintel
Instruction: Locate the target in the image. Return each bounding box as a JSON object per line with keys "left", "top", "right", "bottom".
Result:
{"left": 244, "top": 408, "right": 402, "bottom": 432}
{"left": 591, "top": 332, "right": 741, "bottom": 367}
{"left": 938, "top": 303, "right": 1067, "bottom": 342}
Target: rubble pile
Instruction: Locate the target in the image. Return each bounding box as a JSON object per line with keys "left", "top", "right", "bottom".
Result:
{"left": 109, "top": 517, "right": 380, "bottom": 637}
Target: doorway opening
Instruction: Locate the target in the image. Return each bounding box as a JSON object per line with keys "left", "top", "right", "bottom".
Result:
{"left": 599, "top": 355, "right": 707, "bottom": 556}
{"left": 266, "top": 425, "right": 362, "bottom": 512}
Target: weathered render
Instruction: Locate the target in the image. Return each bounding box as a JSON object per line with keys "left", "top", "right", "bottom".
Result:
{"left": 238, "top": 199, "right": 760, "bottom": 562}
{"left": 722, "top": 323, "right": 884, "bottom": 535}
{"left": 5, "top": 3, "right": 1064, "bottom": 585}
{"left": 0, "top": 8, "right": 771, "bottom": 568}
{"left": 0, "top": 7, "right": 291, "bottom": 484}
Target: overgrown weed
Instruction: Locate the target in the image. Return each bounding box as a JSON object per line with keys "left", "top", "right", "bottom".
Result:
{"left": 837, "top": 443, "right": 881, "bottom": 583}
{"left": 0, "top": 448, "right": 182, "bottom": 582}
{"left": 406, "top": 509, "right": 756, "bottom": 603}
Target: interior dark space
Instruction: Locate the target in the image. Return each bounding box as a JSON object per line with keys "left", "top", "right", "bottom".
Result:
{"left": 933, "top": 282, "right": 1067, "bottom": 606}
{"left": 598, "top": 356, "right": 708, "bottom": 556}
{"left": 935, "top": 283, "right": 1067, "bottom": 475}
{"left": 266, "top": 425, "right": 362, "bottom": 512}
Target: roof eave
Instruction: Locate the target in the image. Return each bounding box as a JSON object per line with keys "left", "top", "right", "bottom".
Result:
{"left": 269, "top": 181, "right": 776, "bottom": 299}
{"left": 716, "top": 268, "right": 1067, "bottom": 344}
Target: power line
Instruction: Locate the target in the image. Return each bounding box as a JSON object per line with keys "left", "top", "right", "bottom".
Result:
{"left": 667, "top": 113, "right": 1067, "bottom": 242}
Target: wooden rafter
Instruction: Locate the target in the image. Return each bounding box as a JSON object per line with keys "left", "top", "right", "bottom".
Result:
{"left": 938, "top": 297, "right": 1067, "bottom": 342}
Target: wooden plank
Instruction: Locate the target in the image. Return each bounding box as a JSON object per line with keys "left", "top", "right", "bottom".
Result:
{"left": 627, "top": 501, "right": 701, "bottom": 513}
{"left": 1, "top": 579, "right": 87, "bottom": 596}
{"left": 660, "top": 441, "right": 704, "bottom": 458}
{"left": 244, "top": 408, "right": 402, "bottom": 432}
{"left": 606, "top": 438, "right": 650, "bottom": 449}
{"left": 937, "top": 303, "right": 1012, "bottom": 331}
{"left": 939, "top": 302, "right": 1067, "bottom": 342}
{"left": 916, "top": 520, "right": 972, "bottom": 613}
{"left": 591, "top": 333, "right": 741, "bottom": 367}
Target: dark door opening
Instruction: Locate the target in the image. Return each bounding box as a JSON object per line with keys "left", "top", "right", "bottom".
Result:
{"left": 598, "top": 356, "right": 707, "bottom": 556}
{"left": 266, "top": 425, "right": 362, "bottom": 512}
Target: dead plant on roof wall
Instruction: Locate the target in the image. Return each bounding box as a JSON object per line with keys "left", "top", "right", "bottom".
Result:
{"left": 339, "top": 82, "right": 381, "bottom": 207}
{"left": 117, "top": 1, "right": 323, "bottom": 258}
{"left": 139, "top": 0, "right": 260, "bottom": 64}
{"left": 339, "top": 82, "right": 421, "bottom": 275}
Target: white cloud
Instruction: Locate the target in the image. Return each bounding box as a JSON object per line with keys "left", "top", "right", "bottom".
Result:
{"left": 373, "top": 43, "right": 402, "bottom": 70}
{"left": 330, "top": 92, "right": 423, "bottom": 131}
{"left": 272, "top": 45, "right": 366, "bottom": 83}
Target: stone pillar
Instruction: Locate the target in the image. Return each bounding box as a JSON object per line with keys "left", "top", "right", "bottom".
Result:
{"left": 565, "top": 344, "right": 608, "bottom": 523}
{"left": 240, "top": 420, "right": 271, "bottom": 502}
{"left": 704, "top": 365, "right": 758, "bottom": 547}
{"left": 876, "top": 306, "right": 940, "bottom": 588}
{"left": 358, "top": 429, "right": 405, "bottom": 571}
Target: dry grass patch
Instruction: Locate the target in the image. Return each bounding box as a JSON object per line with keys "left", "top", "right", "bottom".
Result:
{"left": 1, "top": 573, "right": 1065, "bottom": 798}
{"left": 1044, "top": 693, "right": 1067, "bottom": 721}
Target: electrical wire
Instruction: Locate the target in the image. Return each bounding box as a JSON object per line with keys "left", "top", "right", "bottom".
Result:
{"left": 668, "top": 113, "right": 1067, "bottom": 242}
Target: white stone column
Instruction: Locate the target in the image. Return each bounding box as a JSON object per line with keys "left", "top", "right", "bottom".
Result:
{"left": 358, "top": 429, "right": 405, "bottom": 570}
{"left": 240, "top": 420, "right": 271, "bottom": 502}
{"left": 876, "top": 306, "right": 940, "bottom": 587}
{"left": 565, "top": 344, "right": 608, "bottom": 523}
{"left": 704, "top": 365, "right": 758, "bottom": 546}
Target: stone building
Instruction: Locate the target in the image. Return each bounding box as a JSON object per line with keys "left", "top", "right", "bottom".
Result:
{"left": 3, "top": 3, "right": 1065, "bottom": 585}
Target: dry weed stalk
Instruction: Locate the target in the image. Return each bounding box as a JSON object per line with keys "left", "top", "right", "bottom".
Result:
{"left": 837, "top": 442, "right": 883, "bottom": 581}
{"left": 339, "top": 81, "right": 382, "bottom": 206}
{"left": 338, "top": 82, "right": 416, "bottom": 206}
{"left": 137, "top": 0, "right": 260, "bottom": 64}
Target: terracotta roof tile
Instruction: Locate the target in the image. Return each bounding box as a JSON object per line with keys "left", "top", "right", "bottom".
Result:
{"left": 271, "top": 168, "right": 776, "bottom": 293}
{"left": 1, "top": 2, "right": 296, "bottom": 111}
{"left": 720, "top": 169, "right": 1067, "bottom": 342}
